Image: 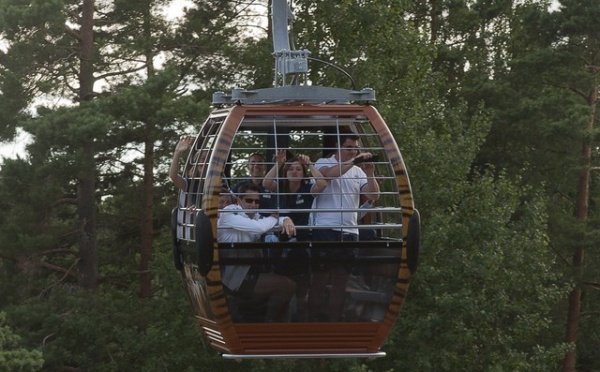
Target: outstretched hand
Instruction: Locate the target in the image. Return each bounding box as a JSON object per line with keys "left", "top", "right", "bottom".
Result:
{"left": 176, "top": 135, "right": 194, "bottom": 153}
{"left": 274, "top": 149, "right": 287, "bottom": 164}
{"left": 297, "top": 154, "right": 312, "bottom": 166}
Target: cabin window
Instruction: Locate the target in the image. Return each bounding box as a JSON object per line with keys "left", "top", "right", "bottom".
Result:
{"left": 214, "top": 112, "right": 404, "bottom": 323}
{"left": 173, "top": 110, "right": 406, "bottom": 323}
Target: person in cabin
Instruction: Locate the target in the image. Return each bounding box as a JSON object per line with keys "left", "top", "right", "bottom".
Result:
{"left": 307, "top": 130, "right": 380, "bottom": 322}
{"left": 231, "top": 153, "right": 274, "bottom": 217}
{"left": 218, "top": 183, "right": 297, "bottom": 322}
{"left": 218, "top": 187, "right": 236, "bottom": 215}
{"left": 169, "top": 135, "right": 207, "bottom": 192}
{"left": 262, "top": 149, "right": 328, "bottom": 321}
{"left": 263, "top": 150, "right": 328, "bottom": 240}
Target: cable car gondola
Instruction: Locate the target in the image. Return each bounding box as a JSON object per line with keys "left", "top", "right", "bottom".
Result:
{"left": 171, "top": 0, "right": 420, "bottom": 359}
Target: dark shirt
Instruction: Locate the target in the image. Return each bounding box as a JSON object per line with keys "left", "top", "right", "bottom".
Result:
{"left": 276, "top": 181, "right": 314, "bottom": 241}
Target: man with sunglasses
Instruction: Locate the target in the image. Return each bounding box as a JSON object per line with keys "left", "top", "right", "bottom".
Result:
{"left": 218, "top": 183, "right": 296, "bottom": 322}
{"left": 308, "top": 130, "right": 380, "bottom": 322}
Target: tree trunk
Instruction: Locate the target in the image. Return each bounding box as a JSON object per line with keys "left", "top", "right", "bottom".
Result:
{"left": 77, "top": 0, "right": 98, "bottom": 291}
{"left": 139, "top": 2, "right": 155, "bottom": 299}
{"left": 562, "top": 83, "right": 596, "bottom": 371}
{"left": 139, "top": 135, "right": 155, "bottom": 298}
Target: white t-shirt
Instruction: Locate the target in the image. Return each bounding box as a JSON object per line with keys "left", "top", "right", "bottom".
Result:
{"left": 313, "top": 156, "right": 368, "bottom": 235}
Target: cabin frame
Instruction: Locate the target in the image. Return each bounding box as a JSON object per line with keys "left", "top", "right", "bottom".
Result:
{"left": 172, "top": 104, "right": 419, "bottom": 357}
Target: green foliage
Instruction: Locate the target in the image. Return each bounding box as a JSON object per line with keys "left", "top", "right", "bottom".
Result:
{"left": 366, "top": 47, "right": 569, "bottom": 369}
{"left": 388, "top": 173, "right": 569, "bottom": 371}
{"left": 5, "top": 239, "right": 215, "bottom": 371}
{"left": 1, "top": 0, "right": 599, "bottom": 370}
{"left": 0, "top": 312, "right": 44, "bottom": 372}
{"left": 0, "top": 157, "right": 78, "bottom": 300}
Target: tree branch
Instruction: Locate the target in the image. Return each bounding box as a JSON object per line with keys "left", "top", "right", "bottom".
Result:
{"left": 38, "top": 260, "right": 78, "bottom": 278}
{"left": 65, "top": 26, "right": 82, "bottom": 42}
{"left": 35, "top": 248, "right": 78, "bottom": 257}
{"left": 95, "top": 65, "right": 147, "bottom": 81}
{"left": 583, "top": 281, "right": 600, "bottom": 290}
{"left": 53, "top": 197, "right": 78, "bottom": 207}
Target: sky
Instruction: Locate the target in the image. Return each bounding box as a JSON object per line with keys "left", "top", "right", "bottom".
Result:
{"left": 0, "top": 130, "right": 29, "bottom": 160}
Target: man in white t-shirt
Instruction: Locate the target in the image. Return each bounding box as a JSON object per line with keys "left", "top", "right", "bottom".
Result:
{"left": 308, "top": 130, "right": 380, "bottom": 321}
{"left": 218, "top": 183, "right": 296, "bottom": 322}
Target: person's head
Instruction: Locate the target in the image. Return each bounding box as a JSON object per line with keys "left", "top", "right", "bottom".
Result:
{"left": 218, "top": 187, "right": 235, "bottom": 210}
{"left": 282, "top": 156, "right": 309, "bottom": 183}
{"left": 336, "top": 131, "right": 361, "bottom": 162}
{"left": 247, "top": 153, "right": 266, "bottom": 179}
{"left": 237, "top": 183, "right": 262, "bottom": 216}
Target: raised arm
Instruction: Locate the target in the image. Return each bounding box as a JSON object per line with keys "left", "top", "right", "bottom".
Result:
{"left": 262, "top": 149, "right": 286, "bottom": 191}
{"left": 297, "top": 154, "right": 328, "bottom": 194}
{"left": 316, "top": 152, "right": 375, "bottom": 179}
{"left": 360, "top": 161, "right": 380, "bottom": 202}
{"left": 169, "top": 135, "right": 194, "bottom": 191}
